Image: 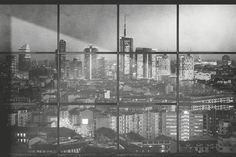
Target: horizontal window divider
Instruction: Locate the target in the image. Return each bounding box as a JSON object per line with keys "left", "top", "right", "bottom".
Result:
{"left": 119, "top": 51, "right": 177, "bottom": 54}
{"left": 2, "top": 0, "right": 236, "bottom": 5}
{"left": 58, "top": 51, "right": 118, "bottom": 54}
{"left": 179, "top": 102, "right": 235, "bottom": 106}
{"left": 0, "top": 52, "right": 56, "bottom": 55}
{"left": 56, "top": 152, "right": 117, "bottom": 156}
{"left": 119, "top": 102, "right": 177, "bottom": 106}
{"left": 0, "top": 102, "right": 55, "bottom": 106}
{"left": 59, "top": 102, "right": 117, "bottom": 106}
{"left": 179, "top": 51, "right": 236, "bottom": 54}
{"left": 9, "top": 153, "right": 57, "bottom": 157}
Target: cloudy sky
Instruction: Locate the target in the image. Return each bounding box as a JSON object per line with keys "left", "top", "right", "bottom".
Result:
{"left": 0, "top": 5, "right": 236, "bottom": 59}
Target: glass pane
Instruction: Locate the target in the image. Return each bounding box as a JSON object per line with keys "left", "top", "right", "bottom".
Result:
{"left": 0, "top": 54, "right": 56, "bottom": 103}
{"left": 179, "top": 54, "right": 236, "bottom": 104}
{"left": 59, "top": 54, "right": 117, "bottom": 103}
{"left": 179, "top": 105, "right": 236, "bottom": 153}
{"left": 7, "top": 104, "right": 57, "bottom": 153}
{"left": 120, "top": 53, "right": 176, "bottom": 103}
{"left": 60, "top": 5, "right": 116, "bottom": 52}
{"left": 180, "top": 5, "right": 236, "bottom": 52}
{"left": 120, "top": 5, "right": 176, "bottom": 52}
{"left": 59, "top": 105, "right": 117, "bottom": 153}
{"left": 119, "top": 105, "right": 177, "bottom": 153}
{"left": 0, "top": 5, "right": 57, "bottom": 52}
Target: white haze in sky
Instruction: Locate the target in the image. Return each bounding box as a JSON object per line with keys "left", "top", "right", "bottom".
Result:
{"left": 1, "top": 5, "right": 236, "bottom": 60}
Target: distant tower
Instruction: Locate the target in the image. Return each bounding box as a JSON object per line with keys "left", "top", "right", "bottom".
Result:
{"left": 157, "top": 54, "right": 171, "bottom": 76}
{"left": 96, "top": 57, "right": 106, "bottom": 79}
{"left": 222, "top": 55, "right": 231, "bottom": 66}
{"left": 6, "top": 55, "right": 17, "bottom": 75}
{"left": 135, "top": 48, "right": 153, "bottom": 79}
{"left": 59, "top": 39, "right": 66, "bottom": 52}
{"left": 18, "top": 44, "right": 31, "bottom": 72}
{"left": 180, "top": 54, "right": 194, "bottom": 80}
{"left": 120, "top": 15, "right": 134, "bottom": 78}
{"left": 59, "top": 39, "right": 67, "bottom": 78}
{"left": 84, "top": 45, "right": 98, "bottom": 80}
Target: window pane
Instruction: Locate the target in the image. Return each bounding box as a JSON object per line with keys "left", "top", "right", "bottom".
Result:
{"left": 60, "top": 5, "right": 116, "bottom": 52}
{"left": 120, "top": 5, "right": 176, "bottom": 52}
{"left": 179, "top": 105, "right": 236, "bottom": 153}
{"left": 7, "top": 104, "right": 57, "bottom": 153}
{"left": 59, "top": 54, "right": 117, "bottom": 103}
{"left": 119, "top": 105, "right": 177, "bottom": 153}
{"left": 180, "top": 5, "right": 236, "bottom": 52}
{"left": 179, "top": 54, "right": 236, "bottom": 104}
{"left": 120, "top": 53, "right": 176, "bottom": 103}
{"left": 0, "top": 54, "right": 56, "bottom": 103}
{"left": 0, "top": 5, "right": 57, "bottom": 52}
{"left": 59, "top": 105, "right": 117, "bottom": 153}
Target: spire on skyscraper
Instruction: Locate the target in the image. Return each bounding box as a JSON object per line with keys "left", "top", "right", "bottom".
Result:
{"left": 124, "top": 14, "right": 127, "bottom": 37}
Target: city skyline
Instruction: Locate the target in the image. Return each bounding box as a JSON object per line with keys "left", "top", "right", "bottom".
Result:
{"left": 1, "top": 5, "right": 236, "bottom": 54}
{"left": 1, "top": 3, "right": 236, "bottom": 155}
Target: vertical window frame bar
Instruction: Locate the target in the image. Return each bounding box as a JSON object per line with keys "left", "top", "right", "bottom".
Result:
{"left": 56, "top": 3, "right": 61, "bottom": 154}
{"left": 116, "top": 3, "right": 120, "bottom": 153}
{"left": 176, "top": 1, "right": 180, "bottom": 153}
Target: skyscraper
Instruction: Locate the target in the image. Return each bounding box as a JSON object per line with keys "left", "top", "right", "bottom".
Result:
{"left": 18, "top": 44, "right": 31, "bottom": 72}
{"left": 6, "top": 55, "right": 17, "bottom": 75}
{"left": 180, "top": 54, "right": 194, "bottom": 80}
{"left": 120, "top": 15, "right": 134, "bottom": 78}
{"left": 157, "top": 54, "right": 171, "bottom": 79}
{"left": 96, "top": 57, "right": 106, "bottom": 79}
{"left": 135, "top": 48, "right": 153, "bottom": 79}
{"left": 59, "top": 39, "right": 67, "bottom": 79}
{"left": 84, "top": 45, "right": 98, "bottom": 80}
{"left": 162, "top": 110, "right": 203, "bottom": 141}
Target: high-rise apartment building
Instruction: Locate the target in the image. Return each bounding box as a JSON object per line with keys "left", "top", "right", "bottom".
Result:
{"left": 59, "top": 39, "right": 67, "bottom": 79}
{"left": 180, "top": 54, "right": 194, "bottom": 80}
{"left": 110, "top": 109, "right": 159, "bottom": 140}
{"left": 6, "top": 55, "right": 17, "bottom": 75}
{"left": 120, "top": 15, "right": 134, "bottom": 78}
{"left": 162, "top": 110, "right": 203, "bottom": 141}
{"left": 135, "top": 48, "right": 154, "bottom": 79}
{"left": 157, "top": 54, "right": 171, "bottom": 79}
